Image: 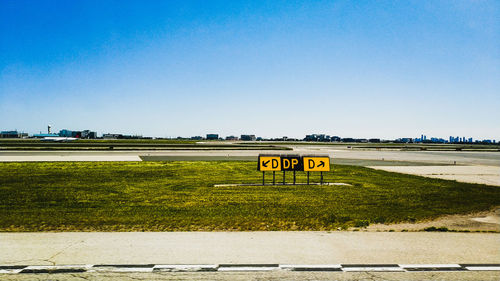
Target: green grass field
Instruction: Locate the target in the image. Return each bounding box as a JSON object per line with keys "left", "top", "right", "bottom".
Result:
{"left": 1, "top": 161, "right": 499, "bottom": 231}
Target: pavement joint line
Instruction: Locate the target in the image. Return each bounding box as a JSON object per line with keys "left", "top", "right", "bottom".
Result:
{"left": 464, "top": 266, "right": 500, "bottom": 271}
{"left": 92, "top": 264, "right": 155, "bottom": 268}
{"left": 153, "top": 264, "right": 218, "bottom": 272}
{"left": 341, "top": 264, "right": 403, "bottom": 272}
{"left": 20, "top": 265, "right": 91, "bottom": 274}
{"left": 400, "top": 264, "right": 466, "bottom": 272}
{"left": 218, "top": 264, "right": 280, "bottom": 272}
{"left": 1, "top": 264, "right": 500, "bottom": 274}
{"left": 217, "top": 266, "right": 279, "bottom": 272}
{"left": 280, "top": 264, "right": 342, "bottom": 271}
{"left": 342, "top": 264, "right": 400, "bottom": 267}
{"left": 342, "top": 268, "right": 405, "bottom": 272}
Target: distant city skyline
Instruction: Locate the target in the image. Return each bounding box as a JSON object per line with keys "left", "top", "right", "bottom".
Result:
{"left": 1, "top": 127, "right": 497, "bottom": 143}
{"left": 1, "top": 1, "right": 499, "bottom": 139}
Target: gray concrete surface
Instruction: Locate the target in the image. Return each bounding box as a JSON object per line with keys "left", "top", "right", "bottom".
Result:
{"left": 1, "top": 147, "right": 499, "bottom": 166}
{"left": 369, "top": 165, "right": 500, "bottom": 186}
{"left": 2, "top": 271, "right": 500, "bottom": 281}
{"left": 1, "top": 232, "right": 499, "bottom": 265}
{"left": 292, "top": 146, "right": 500, "bottom": 167}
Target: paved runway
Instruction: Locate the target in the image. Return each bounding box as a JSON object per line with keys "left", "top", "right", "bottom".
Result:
{"left": 1, "top": 147, "right": 499, "bottom": 165}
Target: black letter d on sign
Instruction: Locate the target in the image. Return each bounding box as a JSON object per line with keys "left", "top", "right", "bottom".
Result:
{"left": 308, "top": 159, "right": 315, "bottom": 169}
{"left": 272, "top": 159, "right": 279, "bottom": 168}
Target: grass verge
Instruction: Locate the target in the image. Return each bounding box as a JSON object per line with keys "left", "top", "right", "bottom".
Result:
{"left": 1, "top": 161, "right": 499, "bottom": 231}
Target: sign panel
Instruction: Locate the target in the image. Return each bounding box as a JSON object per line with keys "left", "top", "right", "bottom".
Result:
{"left": 257, "top": 154, "right": 330, "bottom": 172}
{"left": 281, "top": 155, "right": 303, "bottom": 171}
{"left": 258, "top": 155, "right": 281, "bottom": 171}
{"left": 303, "top": 156, "right": 330, "bottom": 172}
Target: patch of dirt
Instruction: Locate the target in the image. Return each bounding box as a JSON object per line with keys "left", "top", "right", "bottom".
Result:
{"left": 361, "top": 208, "right": 500, "bottom": 232}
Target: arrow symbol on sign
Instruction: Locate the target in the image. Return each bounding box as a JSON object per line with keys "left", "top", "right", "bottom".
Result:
{"left": 262, "top": 160, "right": 270, "bottom": 167}
{"left": 318, "top": 161, "right": 325, "bottom": 168}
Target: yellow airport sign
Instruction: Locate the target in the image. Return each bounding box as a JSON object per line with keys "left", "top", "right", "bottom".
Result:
{"left": 303, "top": 156, "right": 330, "bottom": 171}
{"left": 258, "top": 155, "right": 281, "bottom": 171}
{"left": 281, "top": 155, "right": 302, "bottom": 171}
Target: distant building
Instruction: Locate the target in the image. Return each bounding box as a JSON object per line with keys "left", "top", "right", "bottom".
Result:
{"left": 206, "top": 134, "right": 219, "bottom": 140}
{"left": 190, "top": 136, "right": 203, "bottom": 140}
{"left": 304, "top": 134, "right": 317, "bottom": 141}
{"left": 33, "top": 133, "right": 59, "bottom": 138}
{"left": 318, "top": 134, "right": 329, "bottom": 142}
{"left": 341, "top": 138, "right": 355, "bottom": 142}
{"left": 59, "top": 129, "right": 97, "bottom": 139}
{"left": 226, "top": 136, "right": 238, "bottom": 141}
{"left": 430, "top": 137, "right": 446, "bottom": 143}
{"left": 304, "top": 134, "right": 337, "bottom": 142}
{"left": 395, "top": 138, "right": 413, "bottom": 143}
{"left": 103, "top": 133, "right": 122, "bottom": 139}
{"left": 81, "top": 130, "right": 97, "bottom": 139}
{"left": 102, "top": 134, "right": 142, "bottom": 139}
{"left": 240, "top": 134, "right": 256, "bottom": 141}
{"left": 0, "top": 131, "right": 28, "bottom": 138}
{"left": 331, "top": 136, "right": 341, "bottom": 142}
{"left": 59, "top": 129, "right": 73, "bottom": 137}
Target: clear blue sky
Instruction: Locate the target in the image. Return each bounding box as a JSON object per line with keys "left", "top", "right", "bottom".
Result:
{"left": 1, "top": 0, "right": 498, "bottom": 139}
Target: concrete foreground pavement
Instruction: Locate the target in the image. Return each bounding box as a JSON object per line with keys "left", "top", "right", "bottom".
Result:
{"left": 1, "top": 232, "right": 499, "bottom": 265}
{"left": 2, "top": 271, "right": 500, "bottom": 281}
